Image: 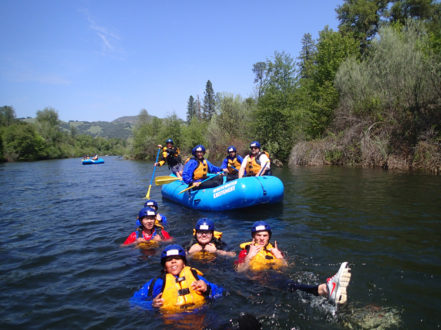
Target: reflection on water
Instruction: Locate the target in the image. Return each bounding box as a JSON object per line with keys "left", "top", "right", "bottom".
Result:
{"left": 0, "top": 158, "right": 440, "bottom": 329}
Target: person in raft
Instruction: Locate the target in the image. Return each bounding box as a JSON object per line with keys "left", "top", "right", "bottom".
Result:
{"left": 143, "top": 199, "right": 168, "bottom": 228}
{"left": 123, "top": 207, "right": 172, "bottom": 247}
{"left": 235, "top": 221, "right": 352, "bottom": 305}
{"left": 155, "top": 138, "right": 184, "bottom": 179}
{"left": 130, "top": 244, "right": 223, "bottom": 312}
{"left": 221, "top": 145, "right": 243, "bottom": 181}
{"left": 238, "top": 141, "right": 271, "bottom": 178}
{"left": 182, "top": 144, "right": 223, "bottom": 190}
{"left": 187, "top": 218, "right": 236, "bottom": 259}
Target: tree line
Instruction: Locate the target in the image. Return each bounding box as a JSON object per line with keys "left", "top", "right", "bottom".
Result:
{"left": 0, "top": 106, "right": 127, "bottom": 161}
{"left": 3, "top": 0, "right": 441, "bottom": 171}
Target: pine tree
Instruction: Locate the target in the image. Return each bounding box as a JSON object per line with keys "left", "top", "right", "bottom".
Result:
{"left": 186, "top": 95, "right": 196, "bottom": 123}
{"left": 298, "top": 33, "right": 316, "bottom": 79}
{"left": 195, "top": 96, "right": 202, "bottom": 120}
{"left": 202, "top": 80, "right": 215, "bottom": 121}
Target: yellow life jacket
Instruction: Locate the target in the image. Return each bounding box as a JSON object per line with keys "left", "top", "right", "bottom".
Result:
{"left": 159, "top": 146, "right": 182, "bottom": 167}
{"left": 239, "top": 241, "right": 285, "bottom": 271}
{"left": 137, "top": 240, "right": 160, "bottom": 250}
{"left": 246, "top": 151, "right": 270, "bottom": 176}
{"left": 190, "top": 250, "right": 217, "bottom": 262}
{"left": 161, "top": 266, "right": 206, "bottom": 313}
{"left": 192, "top": 159, "right": 208, "bottom": 181}
{"left": 227, "top": 157, "right": 241, "bottom": 174}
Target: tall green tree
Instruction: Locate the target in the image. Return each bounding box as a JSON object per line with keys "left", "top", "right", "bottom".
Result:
{"left": 336, "top": 0, "right": 390, "bottom": 51}
{"left": 0, "top": 106, "right": 16, "bottom": 127}
{"left": 254, "top": 51, "right": 300, "bottom": 161}
{"left": 252, "top": 62, "right": 267, "bottom": 99}
{"left": 298, "top": 33, "right": 316, "bottom": 78}
{"left": 186, "top": 95, "right": 196, "bottom": 123}
{"left": 202, "top": 80, "right": 216, "bottom": 121}
{"left": 303, "top": 27, "right": 360, "bottom": 138}
{"left": 131, "top": 109, "right": 158, "bottom": 160}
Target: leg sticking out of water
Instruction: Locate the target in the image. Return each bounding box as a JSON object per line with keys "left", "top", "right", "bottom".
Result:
{"left": 285, "top": 262, "right": 351, "bottom": 306}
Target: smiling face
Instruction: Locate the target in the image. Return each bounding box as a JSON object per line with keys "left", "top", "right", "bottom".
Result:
{"left": 141, "top": 216, "right": 155, "bottom": 231}
{"left": 253, "top": 231, "right": 270, "bottom": 246}
{"left": 195, "top": 150, "right": 204, "bottom": 160}
{"left": 164, "top": 257, "right": 185, "bottom": 276}
{"left": 250, "top": 146, "right": 259, "bottom": 156}
{"left": 166, "top": 142, "right": 173, "bottom": 149}
{"left": 196, "top": 230, "right": 213, "bottom": 245}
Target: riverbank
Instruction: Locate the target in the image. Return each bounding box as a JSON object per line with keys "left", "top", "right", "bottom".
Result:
{"left": 288, "top": 135, "right": 441, "bottom": 174}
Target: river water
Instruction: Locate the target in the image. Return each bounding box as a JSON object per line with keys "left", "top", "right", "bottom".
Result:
{"left": 0, "top": 157, "right": 440, "bottom": 329}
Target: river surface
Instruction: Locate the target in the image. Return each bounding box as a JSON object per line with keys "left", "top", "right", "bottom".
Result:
{"left": 0, "top": 157, "right": 440, "bottom": 329}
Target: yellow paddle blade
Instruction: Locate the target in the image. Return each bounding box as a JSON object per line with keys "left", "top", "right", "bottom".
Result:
{"left": 155, "top": 176, "right": 180, "bottom": 185}
{"left": 145, "top": 185, "right": 152, "bottom": 199}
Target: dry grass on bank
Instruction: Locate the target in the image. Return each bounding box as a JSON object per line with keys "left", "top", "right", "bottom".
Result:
{"left": 288, "top": 131, "right": 441, "bottom": 174}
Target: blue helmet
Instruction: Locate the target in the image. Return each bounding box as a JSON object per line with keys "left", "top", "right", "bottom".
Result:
{"left": 144, "top": 199, "right": 158, "bottom": 210}
{"left": 250, "top": 141, "right": 261, "bottom": 149}
{"left": 161, "top": 244, "right": 187, "bottom": 265}
{"left": 166, "top": 138, "right": 174, "bottom": 144}
{"left": 227, "top": 146, "right": 237, "bottom": 153}
{"left": 137, "top": 207, "right": 157, "bottom": 227}
{"left": 138, "top": 207, "right": 157, "bottom": 219}
{"left": 192, "top": 144, "right": 206, "bottom": 156}
{"left": 251, "top": 221, "right": 271, "bottom": 237}
{"left": 195, "top": 218, "right": 215, "bottom": 232}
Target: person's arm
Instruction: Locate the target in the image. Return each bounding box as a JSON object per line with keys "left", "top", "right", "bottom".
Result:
{"left": 238, "top": 156, "right": 248, "bottom": 178}
{"left": 216, "top": 249, "right": 236, "bottom": 257}
{"left": 130, "top": 278, "right": 162, "bottom": 310}
{"left": 188, "top": 243, "right": 204, "bottom": 254}
{"left": 257, "top": 154, "right": 270, "bottom": 175}
{"left": 121, "top": 232, "right": 137, "bottom": 246}
{"left": 182, "top": 160, "right": 197, "bottom": 184}
{"left": 207, "top": 160, "right": 222, "bottom": 173}
{"left": 195, "top": 275, "right": 223, "bottom": 300}
{"left": 221, "top": 158, "right": 229, "bottom": 172}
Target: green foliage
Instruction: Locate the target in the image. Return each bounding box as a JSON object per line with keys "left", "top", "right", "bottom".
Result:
{"left": 180, "top": 118, "right": 208, "bottom": 155}
{"left": 206, "top": 93, "right": 254, "bottom": 160}
{"left": 252, "top": 52, "right": 301, "bottom": 161}
{"left": 335, "top": 22, "right": 441, "bottom": 149}
{"left": 3, "top": 122, "right": 46, "bottom": 161}
{"left": 131, "top": 109, "right": 159, "bottom": 160}
{"left": 336, "top": 0, "right": 389, "bottom": 51}
{"left": 300, "top": 27, "right": 360, "bottom": 138}
{"left": 0, "top": 106, "right": 16, "bottom": 127}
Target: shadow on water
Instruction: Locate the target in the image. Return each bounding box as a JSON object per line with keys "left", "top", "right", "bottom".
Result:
{"left": 0, "top": 158, "right": 439, "bottom": 329}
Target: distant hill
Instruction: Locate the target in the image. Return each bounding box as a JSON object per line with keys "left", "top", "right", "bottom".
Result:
{"left": 111, "top": 115, "right": 139, "bottom": 125}
{"left": 19, "top": 114, "right": 160, "bottom": 140}
{"left": 63, "top": 120, "right": 134, "bottom": 139}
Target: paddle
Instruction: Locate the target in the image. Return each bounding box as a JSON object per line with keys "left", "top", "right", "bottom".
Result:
{"left": 155, "top": 175, "right": 181, "bottom": 185}
{"left": 179, "top": 172, "right": 223, "bottom": 194}
{"left": 257, "top": 161, "right": 269, "bottom": 176}
{"left": 145, "top": 148, "right": 161, "bottom": 199}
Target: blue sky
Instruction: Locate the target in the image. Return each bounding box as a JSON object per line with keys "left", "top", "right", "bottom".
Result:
{"left": 0, "top": 0, "right": 343, "bottom": 122}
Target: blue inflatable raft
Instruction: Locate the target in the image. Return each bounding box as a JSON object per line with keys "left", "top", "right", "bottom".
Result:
{"left": 82, "top": 158, "right": 104, "bottom": 165}
{"left": 161, "top": 176, "right": 284, "bottom": 211}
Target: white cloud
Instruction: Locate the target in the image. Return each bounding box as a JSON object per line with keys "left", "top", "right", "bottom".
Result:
{"left": 80, "top": 8, "right": 121, "bottom": 54}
